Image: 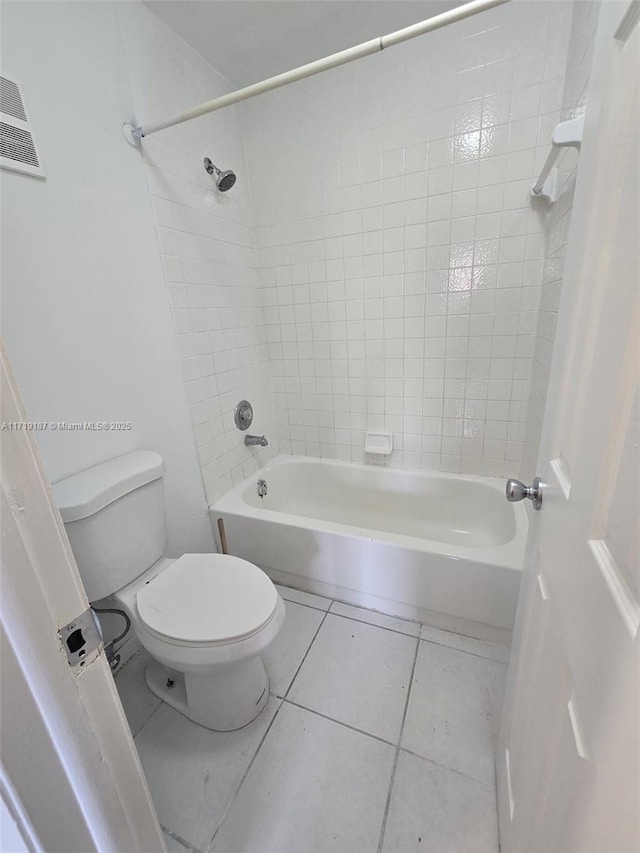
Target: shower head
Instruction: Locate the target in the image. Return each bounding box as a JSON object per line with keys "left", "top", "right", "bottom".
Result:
{"left": 204, "top": 157, "right": 236, "bottom": 192}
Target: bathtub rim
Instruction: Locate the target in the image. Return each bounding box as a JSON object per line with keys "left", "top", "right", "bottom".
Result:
{"left": 211, "top": 454, "right": 528, "bottom": 572}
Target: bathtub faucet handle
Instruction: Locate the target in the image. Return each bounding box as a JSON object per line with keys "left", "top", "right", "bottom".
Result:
{"left": 505, "top": 477, "right": 543, "bottom": 510}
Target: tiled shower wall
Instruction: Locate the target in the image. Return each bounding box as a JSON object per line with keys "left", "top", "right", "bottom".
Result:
{"left": 244, "top": 1, "right": 573, "bottom": 476}
{"left": 116, "top": 0, "right": 582, "bottom": 501}
{"left": 522, "top": 0, "right": 601, "bottom": 481}
{"left": 118, "top": 4, "right": 277, "bottom": 503}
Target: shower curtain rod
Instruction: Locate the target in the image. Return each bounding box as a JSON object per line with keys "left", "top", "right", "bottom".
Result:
{"left": 123, "top": 0, "right": 510, "bottom": 145}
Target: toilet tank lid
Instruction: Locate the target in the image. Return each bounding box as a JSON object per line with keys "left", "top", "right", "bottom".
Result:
{"left": 53, "top": 451, "right": 164, "bottom": 522}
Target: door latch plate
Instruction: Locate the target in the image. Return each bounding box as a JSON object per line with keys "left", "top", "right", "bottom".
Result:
{"left": 58, "top": 608, "right": 102, "bottom": 671}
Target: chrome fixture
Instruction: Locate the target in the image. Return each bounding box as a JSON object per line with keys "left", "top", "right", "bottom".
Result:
{"left": 505, "top": 477, "right": 544, "bottom": 510}
{"left": 234, "top": 400, "right": 253, "bottom": 431}
{"left": 257, "top": 479, "right": 268, "bottom": 498}
{"left": 245, "top": 434, "right": 268, "bottom": 447}
{"left": 204, "top": 157, "right": 236, "bottom": 192}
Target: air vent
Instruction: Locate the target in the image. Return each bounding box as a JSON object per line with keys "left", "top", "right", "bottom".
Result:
{"left": 0, "top": 76, "right": 46, "bottom": 179}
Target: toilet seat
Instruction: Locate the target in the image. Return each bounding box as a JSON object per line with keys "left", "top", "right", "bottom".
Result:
{"left": 136, "top": 553, "right": 278, "bottom": 646}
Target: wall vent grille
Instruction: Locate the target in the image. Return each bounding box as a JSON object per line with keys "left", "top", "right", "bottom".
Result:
{"left": 0, "top": 76, "right": 46, "bottom": 179}
{"left": 1, "top": 77, "right": 27, "bottom": 121}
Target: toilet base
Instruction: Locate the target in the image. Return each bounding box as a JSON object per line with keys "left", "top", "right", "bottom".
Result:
{"left": 145, "top": 656, "right": 269, "bottom": 731}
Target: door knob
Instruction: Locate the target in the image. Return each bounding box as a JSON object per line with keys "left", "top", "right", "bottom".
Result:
{"left": 505, "top": 477, "right": 543, "bottom": 510}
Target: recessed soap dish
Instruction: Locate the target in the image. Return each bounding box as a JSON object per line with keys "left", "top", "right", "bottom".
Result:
{"left": 364, "top": 431, "right": 393, "bottom": 456}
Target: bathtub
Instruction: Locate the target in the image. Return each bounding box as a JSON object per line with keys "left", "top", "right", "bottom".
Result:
{"left": 211, "top": 456, "right": 527, "bottom": 642}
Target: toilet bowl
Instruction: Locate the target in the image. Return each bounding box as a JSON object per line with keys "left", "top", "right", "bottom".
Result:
{"left": 52, "top": 450, "right": 285, "bottom": 733}
{"left": 116, "top": 553, "right": 285, "bottom": 730}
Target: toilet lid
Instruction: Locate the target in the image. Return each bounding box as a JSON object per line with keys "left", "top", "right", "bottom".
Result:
{"left": 137, "top": 553, "right": 278, "bottom": 644}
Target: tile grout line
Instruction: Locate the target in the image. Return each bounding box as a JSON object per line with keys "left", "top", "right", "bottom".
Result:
{"left": 376, "top": 634, "right": 421, "bottom": 853}
{"left": 275, "top": 695, "right": 499, "bottom": 790}
{"left": 328, "top": 595, "right": 425, "bottom": 630}
{"left": 419, "top": 635, "right": 510, "bottom": 663}
{"left": 276, "top": 586, "right": 509, "bottom": 653}
{"left": 328, "top": 597, "right": 419, "bottom": 626}
{"left": 396, "top": 745, "right": 498, "bottom": 791}
{"left": 278, "top": 594, "right": 331, "bottom": 614}
{"left": 114, "top": 645, "right": 144, "bottom": 676}
{"left": 420, "top": 629, "right": 510, "bottom": 652}
{"left": 204, "top": 694, "right": 284, "bottom": 852}
{"left": 281, "top": 697, "right": 398, "bottom": 750}
{"left": 281, "top": 605, "right": 332, "bottom": 702}
{"left": 327, "top": 605, "right": 421, "bottom": 639}
{"left": 206, "top": 603, "right": 333, "bottom": 852}
{"left": 161, "top": 823, "right": 203, "bottom": 853}
{"left": 132, "top": 694, "right": 164, "bottom": 740}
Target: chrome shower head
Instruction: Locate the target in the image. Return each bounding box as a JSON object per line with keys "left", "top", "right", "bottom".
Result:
{"left": 204, "top": 157, "right": 236, "bottom": 192}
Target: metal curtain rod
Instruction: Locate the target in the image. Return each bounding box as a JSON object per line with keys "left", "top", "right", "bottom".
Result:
{"left": 123, "top": 0, "right": 510, "bottom": 145}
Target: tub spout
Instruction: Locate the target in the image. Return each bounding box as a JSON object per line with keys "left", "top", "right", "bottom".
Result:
{"left": 244, "top": 434, "right": 268, "bottom": 447}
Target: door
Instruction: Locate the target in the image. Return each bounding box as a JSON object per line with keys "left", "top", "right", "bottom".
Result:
{"left": 1, "top": 340, "right": 165, "bottom": 852}
{"left": 497, "top": 3, "right": 639, "bottom": 851}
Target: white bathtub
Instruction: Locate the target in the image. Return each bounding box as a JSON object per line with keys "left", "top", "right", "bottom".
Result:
{"left": 211, "top": 456, "right": 527, "bottom": 642}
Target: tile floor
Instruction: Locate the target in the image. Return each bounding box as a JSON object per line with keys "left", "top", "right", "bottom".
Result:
{"left": 115, "top": 584, "right": 509, "bottom": 853}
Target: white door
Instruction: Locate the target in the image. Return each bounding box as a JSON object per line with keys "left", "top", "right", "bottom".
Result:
{"left": 1, "top": 341, "right": 165, "bottom": 852}
{"left": 496, "top": 4, "right": 640, "bottom": 851}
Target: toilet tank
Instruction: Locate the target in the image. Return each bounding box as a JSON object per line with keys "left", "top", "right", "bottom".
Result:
{"left": 53, "top": 451, "right": 166, "bottom": 602}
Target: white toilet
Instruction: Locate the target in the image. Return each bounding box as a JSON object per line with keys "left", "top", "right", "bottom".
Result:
{"left": 53, "top": 451, "right": 285, "bottom": 731}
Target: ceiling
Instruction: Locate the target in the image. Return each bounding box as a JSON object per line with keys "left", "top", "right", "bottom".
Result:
{"left": 143, "top": 1, "right": 464, "bottom": 87}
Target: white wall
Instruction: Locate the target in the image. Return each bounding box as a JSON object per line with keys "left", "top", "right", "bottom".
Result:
{"left": 243, "top": 1, "right": 574, "bottom": 476}
{"left": 1, "top": 2, "right": 214, "bottom": 555}
{"left": 522, "top": 0, "right": 601, "bottom": 481}
{"left": 116, "top": 3, "right": 278, "bottom": 504}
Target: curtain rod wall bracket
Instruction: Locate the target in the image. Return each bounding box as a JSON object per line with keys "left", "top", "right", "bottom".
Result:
{"left": 531, "top": 115, "right": 585, "bottom": 204}
{"left": 531, "top": 169, "right": 559, "bottom": 204}
{"left": 122, "top": 123, "right": 144, "bottom": 147}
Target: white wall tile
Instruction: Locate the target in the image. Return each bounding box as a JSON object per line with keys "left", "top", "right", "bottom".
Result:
{"left": 124, "top": 0, "right": 583, "bottom": 488}
{"left": 242, "top": 3, "right": 572, "bottom": 475}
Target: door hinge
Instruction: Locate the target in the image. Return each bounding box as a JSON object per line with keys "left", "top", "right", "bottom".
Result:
{"left": 58, "top": 608, "right": 102, "bottom": 672}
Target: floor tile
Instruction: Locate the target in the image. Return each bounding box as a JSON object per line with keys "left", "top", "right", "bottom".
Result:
{"left": 134, "top": 697, "right": 279, "bottom": 851}
{"left": 275, "top": 583, "right": 332, "bottom": 611}
{"left": 114, "top": 649, "right": 161, "bottom": 736}
{"left": 330, "top": 601, "right": 420, "bottom": 637}
{"left": 420, "top": 625, "right": 510, "bottom": 663}
{"left": 381, "top": 751, "right": 499, "bottom": 853}
{"left": 402, "top": 642, "right": 506, "bottom": 786}
{"left": 262, "top": 601, "right": 325, "bottom": 697}
{"left": 288, "top": 614, "right": 417, "bottom": 742}
{"left": 210, "top": 702, "right": 395, "bottom": 853}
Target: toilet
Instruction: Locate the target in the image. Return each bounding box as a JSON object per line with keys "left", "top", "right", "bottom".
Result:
{"left": 53, "top": 451, "right": 285, "bottom": 731}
